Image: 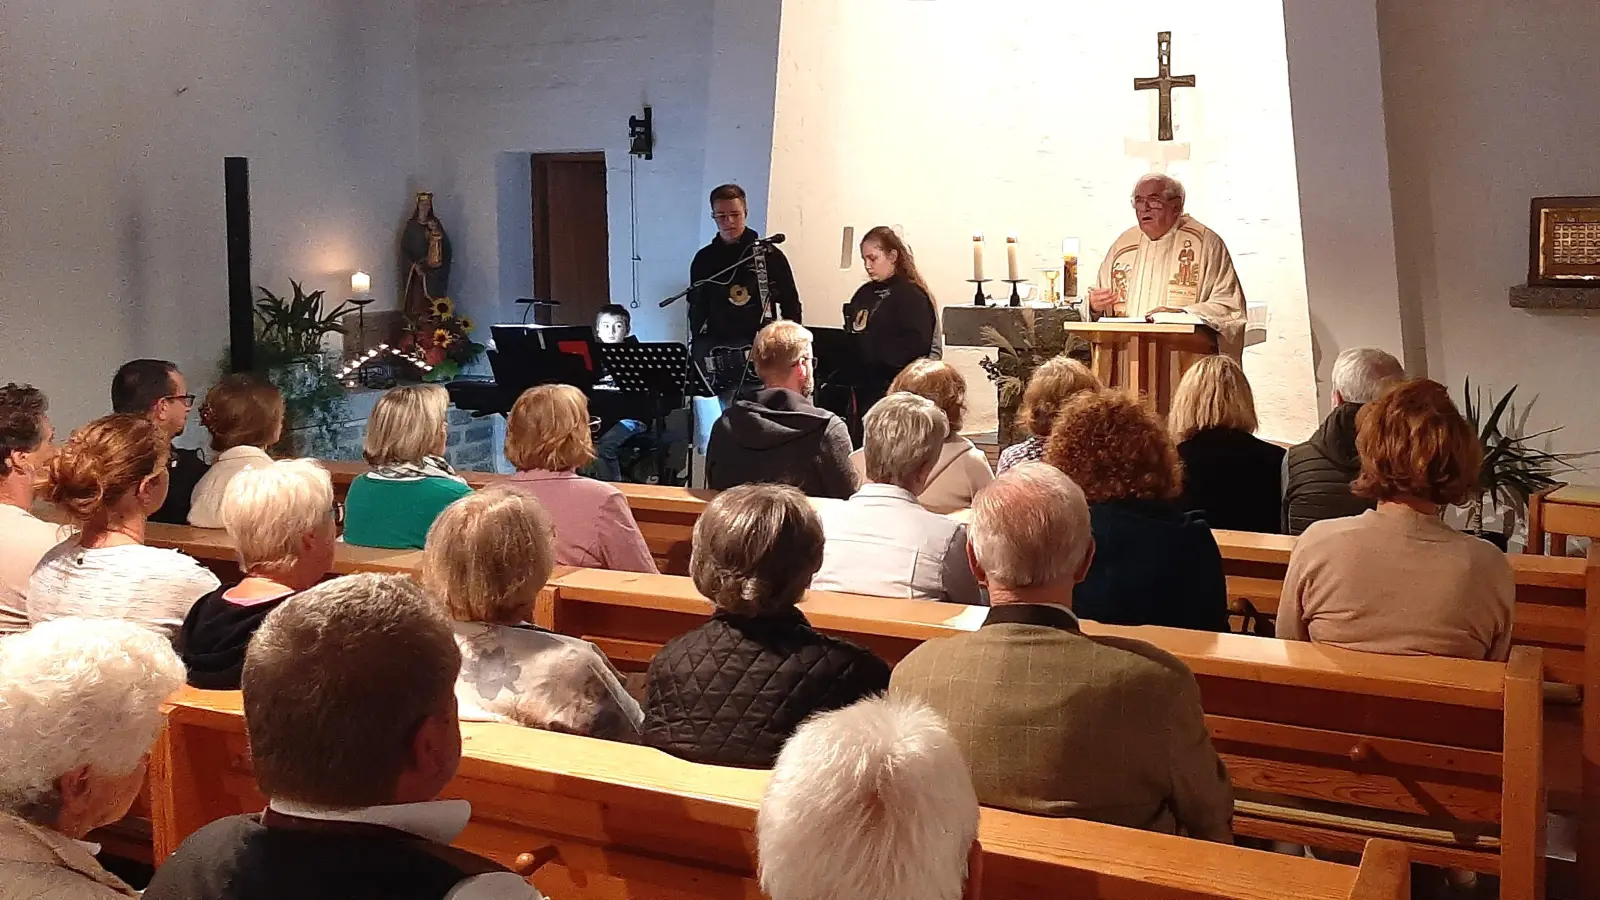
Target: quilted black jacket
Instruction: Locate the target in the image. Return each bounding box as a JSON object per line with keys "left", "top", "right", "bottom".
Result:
{"left": 641, "top": 608, "right": 891, "bottom": 767}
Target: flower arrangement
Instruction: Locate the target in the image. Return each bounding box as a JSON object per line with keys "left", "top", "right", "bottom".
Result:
{"left": 977, "top": 316, "right": 1090, "bottom": 445}
{"left": 399, "top": 296, "right": 485, "bottom": 382}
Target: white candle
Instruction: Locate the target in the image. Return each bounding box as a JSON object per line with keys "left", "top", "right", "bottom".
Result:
{"left": 1060, "top": 238, "right": 1079, "bottom": 265}
{"left": 351, "top": 271, "right": 371, "bottom": 294}
{"left": 1006, "top": 235, "right": 1020, "bottom": 281}
{"left": 972, "top": 234, "right": 985, "bottom": 281}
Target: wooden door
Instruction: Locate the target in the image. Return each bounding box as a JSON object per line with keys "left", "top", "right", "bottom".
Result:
{"left": 532, "top": 153, "right": 611, "bottom": 326}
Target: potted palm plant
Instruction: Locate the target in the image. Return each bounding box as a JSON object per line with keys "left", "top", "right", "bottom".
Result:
{"left": 1458, "top": 378, "right": 1589, "bottom": 549}
{"left": 253, "top": 281, "right": 357, "bottom": 456}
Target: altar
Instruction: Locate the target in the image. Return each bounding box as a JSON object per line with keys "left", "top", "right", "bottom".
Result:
{"left": 943, "top": 305, "right": 1218, "bottom": 444}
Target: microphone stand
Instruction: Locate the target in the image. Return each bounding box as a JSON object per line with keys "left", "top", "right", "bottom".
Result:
{"left": 658, "top": 243, "right": 768, "bottom": 308}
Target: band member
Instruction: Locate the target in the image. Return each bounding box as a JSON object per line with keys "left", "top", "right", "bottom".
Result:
{"left": 843, "top": 226, "right": 938, "bottom": 423}
{"left": 688, "top": 184, "right": 802, "bottom": 366}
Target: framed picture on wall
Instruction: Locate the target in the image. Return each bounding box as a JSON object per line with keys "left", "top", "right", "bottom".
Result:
{"left": 1529, "top": 197, "right": 1600, "bottom": 286}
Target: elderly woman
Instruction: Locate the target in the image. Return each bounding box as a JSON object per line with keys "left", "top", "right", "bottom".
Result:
{"left": 177, "top": 460, "right": 339, "bottom": 689}
{"left": 422, "top": 487, "right": 643, "bottom": 740}
{"left": 642, "top": 484, "right": 891, "bottom": 767}
{"left": 29, "top": 414, "right": 220, "bottom": 638}
{"left": 996, "top": 356, "right": 1101, "bottom": 474}
{"left": 503, "top": 385, "right": 657, "bottom": 573}
{"left": 850, "top": 359, "right": 993, "bottom": 514}
{"left": 0, "top": 618, "right": 185, "bottom": 898}
{"left": 343, "top": 384, "right": 472, "bottom": 549}
{"left": 1279, "top": 379, "right": 1513, "bottom": 660}
{"left": 1168, "top": 356, "right": 1285, "bottom": 534}
{"left": 1043, "top": 391, "right": 1228, "bottom": 632}
{"left": 816, "top": 393, "right": 981, "bottom": 605}
{"left": 187, "top": 374, "right": 285, "bottom": 528}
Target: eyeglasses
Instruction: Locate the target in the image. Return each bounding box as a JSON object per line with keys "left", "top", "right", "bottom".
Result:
{"left": 711, "top": 212, "right": 744, "bottom": 223}
{"left": 1131, "top": 196, "right": 1170, "bottom": 209}
{"left": 333, "top": 501, "right": 346, "bottom": 528}
{"left": 162, "top": 393, "right": 197, "bottom": 407}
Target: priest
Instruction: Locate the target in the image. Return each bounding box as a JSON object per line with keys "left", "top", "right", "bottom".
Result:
{"left": 1087, "top": 175, "right": 1247, "bottom": 359}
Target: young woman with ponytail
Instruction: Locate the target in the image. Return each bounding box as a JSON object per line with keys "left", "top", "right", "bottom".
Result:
{"left": 843, "top": 227, "right": 940, "bottom": 429}
{"left": 26, "top": 414, "right": 219, "bottom": 639}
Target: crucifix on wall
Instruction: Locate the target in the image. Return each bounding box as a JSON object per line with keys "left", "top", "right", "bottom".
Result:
{"left": 1133, "top": 31, "right": 1196, "bottom": 142}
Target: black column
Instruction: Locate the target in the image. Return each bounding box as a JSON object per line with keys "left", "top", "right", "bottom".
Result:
{"left": 225, "top": 157, "right": 253, "bottom": 373}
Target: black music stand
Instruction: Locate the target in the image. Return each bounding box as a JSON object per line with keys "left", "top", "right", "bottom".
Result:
{"left": 810, "top": 326, "right": 868, "bottom": 445}
{"left": 596, "top": 342, "right": 710, "bottom": 486}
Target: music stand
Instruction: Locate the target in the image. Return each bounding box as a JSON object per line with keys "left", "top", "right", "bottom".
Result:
{"left": 596, "top": 342, "right": 711, "bottom": 486}
{"left": 489, "top": 325, "right": 601, "bottom": 404}
{"left": 809, "top": 326, "right": 868, "bottom": 443}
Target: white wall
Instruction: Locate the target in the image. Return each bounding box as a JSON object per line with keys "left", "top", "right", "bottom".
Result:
{"left": 0, "top": 0, "right": 421, "bottom": 434}
{"left": 1379, "top": 0, "right": 1600, "bottom": 464}
{"left": 769, "top": 0, "right": 1318, "bottom": 440}
{"left": 417, "top": 0, "right": 783, "bottom": 342}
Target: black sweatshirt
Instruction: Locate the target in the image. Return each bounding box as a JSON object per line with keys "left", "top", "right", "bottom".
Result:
{"left": 842, "top": 274, "right": 937, "bottom": 389}
{"left": 688, "top": 229, "right": 801, "bottom": 347}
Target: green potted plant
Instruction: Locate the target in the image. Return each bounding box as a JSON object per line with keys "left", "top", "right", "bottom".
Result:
{"left": 253, "top": 281, "right": 357, "bottom": 456}
{"left": 977, "top": 322, "right": 1090, "bottom": 446}
{"left": 1459, "top": 378, "right": 1590, "bottom": 549}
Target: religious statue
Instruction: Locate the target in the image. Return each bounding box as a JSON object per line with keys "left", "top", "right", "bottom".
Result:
{"left": 401, "top": 191, "right": 452, "bottom": 320}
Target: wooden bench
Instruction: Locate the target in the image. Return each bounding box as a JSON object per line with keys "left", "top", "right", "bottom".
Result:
{"left": 537, "top": 569, "right": 1546, "bottom": 897}
{"left": 153, "top": 688, "right": 1412, "bottom": 900}
{"left": 1530, "top": 484, "right": 1600, "bottom": 557}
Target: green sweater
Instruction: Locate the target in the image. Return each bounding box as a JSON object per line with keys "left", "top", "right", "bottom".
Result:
{"left": 342, "top": 473, "right": 474, "bottom": 550}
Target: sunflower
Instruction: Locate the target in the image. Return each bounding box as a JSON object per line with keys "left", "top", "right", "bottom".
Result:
{"left": 430, "top": 296, "right": 455, "bottom": 318}
{"left": 460, "top": 317, "right": 475, "bottom": 332}
{"left": 432, "top": 328, "right": 452, "bottom": 346}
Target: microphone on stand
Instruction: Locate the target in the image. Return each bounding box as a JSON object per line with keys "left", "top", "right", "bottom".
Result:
{"left": 754, "top": 233, "right": 787, "bottom": 246}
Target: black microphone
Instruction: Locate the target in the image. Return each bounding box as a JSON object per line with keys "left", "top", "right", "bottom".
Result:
{"left": 755, "top": 233, "right": 787, "bottom": 246}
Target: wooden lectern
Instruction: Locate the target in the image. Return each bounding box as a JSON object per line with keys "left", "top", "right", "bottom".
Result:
{"left": 1063, "top": 321, "right": 1217, "bottom": 414}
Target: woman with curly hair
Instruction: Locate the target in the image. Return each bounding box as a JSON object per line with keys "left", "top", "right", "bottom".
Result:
{"left": 996, "top": 357, "right": 1101, "bottom": 475}
{"left": 1278, "top": 379, "right": 1512, "bottom": 660}
{"left": 1042, "top": 390, "right": 1227, "bottom": 632}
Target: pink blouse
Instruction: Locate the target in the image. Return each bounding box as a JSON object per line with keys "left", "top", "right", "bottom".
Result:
{"left": 503, "top": 469, "right": 659, "bottom": 574}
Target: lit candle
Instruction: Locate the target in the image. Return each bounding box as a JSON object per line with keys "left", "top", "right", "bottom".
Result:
{"left": 972, "top": 234, "right": 985, "bottom": 281}
{"left": 351, "top": 271, "right": 371, "bottom": 295}
{"left": 1061, "top": 238, "right": 1080, "bottom": 266}
{"left": 1006, "top": 235, "right": 1020, "bottom": 281}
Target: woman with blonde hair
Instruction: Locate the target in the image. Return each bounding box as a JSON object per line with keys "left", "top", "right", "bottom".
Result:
{"left": 422, "top": 487, "right": 642, "bottom": 740}
{"left": 343, "top": 384, "right": 472, "bottom": 549}
{"left": 187, "top": 374, "right": 285, "bottom": 528}
{"left": 28, "top": 415, "right": 220, "bottom": 639}
{"left": 1043, "top": 391, "right": 1227, "bottom": 632}
{"left": 178, "top": 459, "right": 339, "bottom": 689}
{"left": 503, "top": 385, "right": 656, "bottom": 572}
{"left": 850, "top": 359, "right": 993, "bottom": 513}
{"left": 1167, "top": 355, "right": 1285, "bottom": 533}
{"left": 844, "top": 227, "right": 940, "bottom": 423}
{"left": 996, "top": 356, "right": 1101, "bottom": 474}
{"left": 1279, "top": 379, "right": 1512, "bottom": 660}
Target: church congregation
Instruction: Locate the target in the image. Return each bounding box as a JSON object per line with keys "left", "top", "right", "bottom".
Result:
{"left": 3, "top": 3, "right": 1598, "bottom": 897}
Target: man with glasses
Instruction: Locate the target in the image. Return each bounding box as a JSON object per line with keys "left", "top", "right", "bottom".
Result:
{"left": 688, "top": 184, "right": 802, "bottom": 388}
{"left": 111, "top": 358, "right": 210, "bottom": 524}
{"left": 1087, "top": 174, "right": 1247, "bottom": 360}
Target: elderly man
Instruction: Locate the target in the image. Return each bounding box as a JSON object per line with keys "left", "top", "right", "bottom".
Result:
{"left": 705, "top": 320, "right": 857, "bottom": 498}
{"left": 811, "top": 392, "right": 982, "bottom": 605}
{"left": 0, "top": 618, "right": 185, "bottom": 898}
{"left": 112, "top": 359, "right": 210, "bottom": 524}
{"left": 759, "top": 696, "right": 982, "bottom": 900}
{"left": 146, "top": 574, "right": 541, "bottom": 900}
{"left": 0, "top": 383, "right": 60, "bottom": 634}
{"left": 889, "top": 463, "right": 1233, "bottom": 841}
{"left": 1087, "top": 174, "right": 1247, "bottom": 359}
{"left": 1283, "top": 347, "right": 1405, "bottom": 535}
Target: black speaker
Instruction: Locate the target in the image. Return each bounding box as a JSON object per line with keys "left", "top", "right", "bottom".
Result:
{"left": 225, "top": 157, "right": 254, "bottom": 373}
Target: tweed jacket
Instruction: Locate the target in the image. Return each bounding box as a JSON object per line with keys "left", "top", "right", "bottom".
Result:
{"left": 889, "top": 603, "right": 1233, "bottom": 841}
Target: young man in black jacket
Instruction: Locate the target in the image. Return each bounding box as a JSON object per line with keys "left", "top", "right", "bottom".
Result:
{"left": 111, "top": 359, "right": 210, "bottom": 525}
{"left": 705, "top": 321, "right": 857, "bottom": 499}
{"left": 688, "top": 184, "right": 801, "bottom": 391}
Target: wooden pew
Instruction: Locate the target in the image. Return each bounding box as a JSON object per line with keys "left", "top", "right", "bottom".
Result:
{"left": 1529, "top": 484, "right": 1600, "bottom": 556}
{"left": 154, "top": 687, "right": 1412, "bottom": 900}
{"left": 539, "top": 569, "right": 1545, "bottom": 897}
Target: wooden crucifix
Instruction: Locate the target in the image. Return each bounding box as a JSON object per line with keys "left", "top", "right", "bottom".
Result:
{"left": 1133, "top": 31, "right": 1196, "bottom": 142}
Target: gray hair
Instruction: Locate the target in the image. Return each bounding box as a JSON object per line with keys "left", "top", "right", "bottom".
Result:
{"left": 864, "top": 392, "right": 949, "bottom": 489}
{"left": 1134, "top": 173, "right": 1186, "bottom": 209}
{"left": 243, "top": 573, "right": 461, "bottom": 808}
{"left": 0, "top": 618, "right": 184, "bottom": 824}
{"left": 759, "top": 696, "right": 978, "bottom": 900}
{"left": 970, "top": 463, "right": 1092, "bottom": 589}
{"left": 221, "top": 458, "right": 334, "bottom": 574}
{"left": 1331, "top": 347, "right": 1404, "bottom": 404}
{"left": 690, "top": 484, "right": 824, "bottom": 616}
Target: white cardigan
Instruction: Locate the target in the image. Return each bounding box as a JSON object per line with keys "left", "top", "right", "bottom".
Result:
{"left": 188, "top": 445, "right": 273, "bottom": 528}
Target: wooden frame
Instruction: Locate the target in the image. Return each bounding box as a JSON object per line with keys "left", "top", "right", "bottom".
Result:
{"left": 1529, "top": 196, "right": 1600, "bottom": 286}
{"left": 153, "top": 689, "right": 1409, "bottom": 900}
